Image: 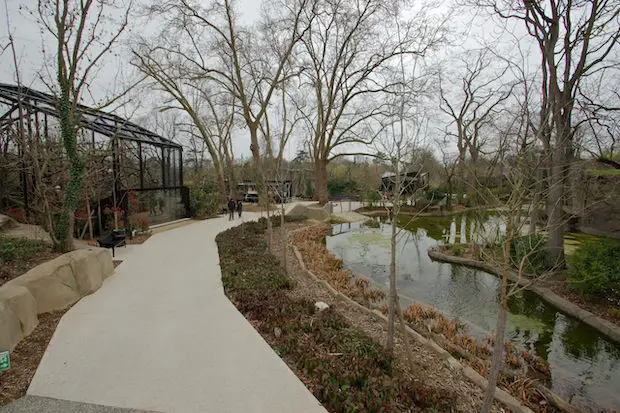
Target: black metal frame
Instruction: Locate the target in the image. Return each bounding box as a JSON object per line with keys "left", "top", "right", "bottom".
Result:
{"left": 0, "top": 83, "right": 188, "bottom": 223}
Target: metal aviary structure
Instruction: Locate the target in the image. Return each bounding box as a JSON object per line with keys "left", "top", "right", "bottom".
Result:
{"left": 0, "top": 83, "right": 189, "bottom": 230}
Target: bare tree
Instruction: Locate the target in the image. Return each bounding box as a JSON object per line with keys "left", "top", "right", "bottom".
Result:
{"left": 373, "top": 3, "right": 441, "bottom": 361}
{"left": 36, "top": 0, "right": 133, "bottom": 251}
{"left": 131, "top": 51, "right": 230, "bottom": 198}
{"left": 476, "top": 154, "right": 557, "bottom": 413}
{"left": 295, "top": 0, "right": 446, "bottom": 204}
{"left": 473, "top": 0, "right": 620, "bottom": 266}
{"left": 463, "top": 90, "right": 566, "bottom": 413}
{"left": 576, "top": 72, "right": 620, "bottom": 166}
{"left": 141, "top": 0, "right": 314, "bottom": 207}
{"left": 439, "top": 49, "right": 516, "bottom": 205}
{"left": 258, "top": 74, "right": 302, "bottom": 252}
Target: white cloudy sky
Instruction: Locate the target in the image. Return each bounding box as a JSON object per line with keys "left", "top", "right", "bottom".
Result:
{"left": 0, "top": 0, "right": 267, "bottom": 158}
{"left": 0, "top": 0, "right": 549, "bottom": 161}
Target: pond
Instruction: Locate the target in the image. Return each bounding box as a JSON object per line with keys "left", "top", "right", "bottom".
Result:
{"left": 326, "top": 214, "right": 620, "bottom": 412}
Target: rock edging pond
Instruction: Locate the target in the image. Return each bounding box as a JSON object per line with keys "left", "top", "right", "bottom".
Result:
{"left": 289, "top": 226, "right": 536, "bottom": 413}
{"left": 427, "top": 248, "right": 620, "bottom": 344}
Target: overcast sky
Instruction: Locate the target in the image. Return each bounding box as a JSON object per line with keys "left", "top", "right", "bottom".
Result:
{"left": 0, "top": 0, "right": 581, "bottom": 162}
{"left": 0, "top": 0, "right": 267, "bottom": 159}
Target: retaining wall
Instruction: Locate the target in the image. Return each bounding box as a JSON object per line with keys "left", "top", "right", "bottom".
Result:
{"left": 0, "top": 248, "right": 114, "bottom": 352}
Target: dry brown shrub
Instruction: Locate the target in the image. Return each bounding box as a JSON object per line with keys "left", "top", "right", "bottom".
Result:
{"left": 291, "top": 225, "right": 385, "bottom": 305}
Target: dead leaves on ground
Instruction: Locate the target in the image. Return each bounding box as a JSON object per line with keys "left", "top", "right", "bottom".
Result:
{"left": 290, "top": 225, "right": 385, "bottom": 305}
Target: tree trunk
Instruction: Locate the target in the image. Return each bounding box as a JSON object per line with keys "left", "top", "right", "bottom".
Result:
{"left": 193, "top": 116, "right": 227, "bottom": 201}
{"left": 223, "top": 145, "right": 237, "bottom": 198}
{"left": 56, "top": 92, "right": 83, "bottom": 252}
{"left": 469, "top": 149, "right": 479, "bottom": 206}
{"left": 266, "top": 202, "right": 273, "bottom": 251}
{"left": 200, "top": 139, "right": 226, "bottom": 200}
{"left": 456, "top": 130, "right": 467, "bottom": 205}
{"left": 215, "top": 160, "right": 227, "bottom": 202}
{"left": 281, "top": 202, "right": 287, "bottom": 272}
{"left": 481, "top": 293, "right": 508, "bottom": 413}
{"left": 546, "top": 145, "right": 565, "bottom": 267}
{"left": 395, "top": 295, "right": 414, "bottom": 371}
{"left": 386, "top": 206, "right": 397, "bottom": 355}
{"left": 529, "top": 164, "right": 541, "bottom": 235}
{"left": 315, "top": 158, "right": 329, "bottom": 205}
{"left": 480, "top": 237, "right": 510, "bottom": 413}
{"left": 85, "top": 186, "right": 93, "bottom": 240}
{"left": 445, "top": 176, "right": 453, "bottom": 210}
{"left": 249, "top": 124, "right": 269, "bottom": 207}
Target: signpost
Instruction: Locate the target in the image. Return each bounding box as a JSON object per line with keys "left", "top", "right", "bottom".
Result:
{"left": 0, "top": 351, "right": 10, "bottom": 371}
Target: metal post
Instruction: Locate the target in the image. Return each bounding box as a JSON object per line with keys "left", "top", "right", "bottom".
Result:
{"left": 172, "top": 148, "right": 177, "bottom": 187}
{"left": 138, "top": 142, "right": 144, "bottom": 189}
{"left": 161, "top": 147, "right": 166, "bottom": 188}
{"left": 112, "top": 136, "right": 121, "bottom": 199}
{"left": 179, "top": 149, "right": 184, "bottom": 187}
{"left": 44, "top": 113, "right": 48, "bottom": 140}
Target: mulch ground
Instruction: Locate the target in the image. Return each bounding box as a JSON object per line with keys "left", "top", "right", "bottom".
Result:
{"left": 0, "top": 308, "right": 68, "bottom": 407}
{"left": 0, "top": 245, "right": 60, "bottom": 288}
{"left": 218, "top": 217, "right": 470, "bottom": 412}
{"left": 269, "top": 222, "right": 497, "bottom": 413}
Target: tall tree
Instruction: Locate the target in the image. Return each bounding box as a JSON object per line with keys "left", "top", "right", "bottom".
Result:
{"left": 439, "top": 49, "right": 516, "bottom": 204}
{"left": 37, "top": 0, "right": 132, "bottom": 251}
{"left": 143, "top": 0, "right": 314, "bottom": 206}
{"left": 296, "top": 0, "right": 446, "bottom": 204}
{"left": 131, "top": 51, "right": 229, "bottom": 198}
{"left": 375, "top": 3, "right": 438, "bottom": 362}
{"left": 474, "top": 0, "right": 620, "bottom": 265}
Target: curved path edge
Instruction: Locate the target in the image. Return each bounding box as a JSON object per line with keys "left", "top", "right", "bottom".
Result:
{"left": 427, "top": 248, "right": 620, "bottom": 344}
{"left": 25, "top": 206, "right": 326, "bottom": 413}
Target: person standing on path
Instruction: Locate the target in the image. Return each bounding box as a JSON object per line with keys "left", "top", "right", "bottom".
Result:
{"left": 237, "top": 199, "right": 243, "bottom": 218}
{"left": 227, "top": 198, "right": 236, "bottom": 221}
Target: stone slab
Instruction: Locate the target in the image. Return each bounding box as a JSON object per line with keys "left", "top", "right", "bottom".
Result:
{"left": 0, "top": 299, "right": 22, "bottom": 352}
{"left": 11, "top": 258, "right": 81, "bottom": 314}
{"left": 0, "top": 283, "right": 38, "bottom": 337}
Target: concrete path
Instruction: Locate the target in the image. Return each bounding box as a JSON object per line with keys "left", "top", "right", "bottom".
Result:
{"left": 25, "top": 207, "right": 326, "bottom": 413}
{"left": 330, "top": 201, "right": 367, "bottom": 222}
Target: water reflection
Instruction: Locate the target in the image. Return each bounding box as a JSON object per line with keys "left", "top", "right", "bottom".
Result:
{"left": 326, "top": 216, "right": 620, "bottom": 412}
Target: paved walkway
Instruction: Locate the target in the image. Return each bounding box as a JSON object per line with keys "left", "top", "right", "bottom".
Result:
{"left": 330, "top": 201, "right": 367, "bottom": 222}
{"left": 22, "top": 207, "right": 326, "bottom": 413}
